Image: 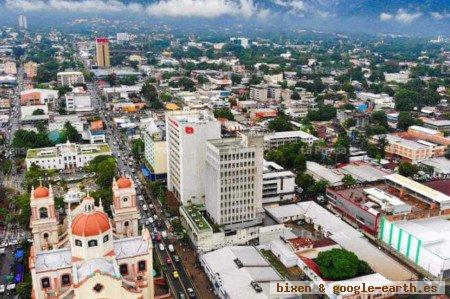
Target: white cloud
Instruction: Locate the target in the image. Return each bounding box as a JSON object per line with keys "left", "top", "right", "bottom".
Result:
{"left": 430, "top": 12, "right": 450, "bottom": 20}
{"left": 394, "top": 9, "right": 422, "bottom": 23}
{"left": 6, "top": 0, "right": 266, "bottom": 18}
{"left": 379, "top": 9, "right": 421, "bottom": 24}
{"left": 379, "top": 12, "right": 393, "bottom": 21}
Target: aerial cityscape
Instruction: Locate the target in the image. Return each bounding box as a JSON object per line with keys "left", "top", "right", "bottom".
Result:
{"left": 0, "top": 0, "right": 449, "bottom": 298}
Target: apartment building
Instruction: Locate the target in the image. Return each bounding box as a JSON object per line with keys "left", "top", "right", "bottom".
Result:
{"left": 57, "top": 71, "right": 85, "bottom": 87}
{"left": 249, "top": 84, "right": 268, "bottom": 102}
{"left": 23, "top": 61, "right": 38, "bottom": 78}
{"left": 20, "top": 89, "right": 59, "bottom": 105}
{"left": 381, "top": 126, "right": 450, "bottom": 162}
{"left": 205, "top": 134, "right": 264, "bottom": 230}
{"left": 166, "top": 110, "right": 221, "bottom": 204}
{"left": 264, "top": 130, "right": 318, "bottom": 149}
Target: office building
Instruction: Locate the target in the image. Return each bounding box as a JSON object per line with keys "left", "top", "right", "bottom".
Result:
{"left": 26, "top": 141, "right": 111, "bottom": 170}
{"left": 116, "top": 32, "right": 131, "bottom": 41}
{"left": 205, "top": 134, "right": 264, "bottom": 230}
{"left": 18, "top": 15, "right": 27, "bottom": 29}
{"left": 57, "top": 71, "right": 85, "bottom": 87}
{"left": 143, "top": 119, "right": 167, "bottom": 181}
{"left": 65, "top": 92, "right": 93, "bottom": 112}
{"left": 262, "top": 160, "right": 297, "bottom": 204}
{"left": 96, "top": 38, "right": 111, "bottom": 68}
{"left": 166, "top": 110, "right": 221, "bottom": 204}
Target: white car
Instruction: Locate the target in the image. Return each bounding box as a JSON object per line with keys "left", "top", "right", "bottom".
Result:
{"left": 168, "top": 244, "right": 175, "bottom": 253}
{"left": 158, "top": 243, "right": 165, "bottom": 251}
{"left": 142, "top": 204, "right": 148, "bottom": 211}
{"left": 148, "top": 217, "right": 154, "bottom": 224}
{"left": 0, "top": 284, "right": 5, "bottom": 293}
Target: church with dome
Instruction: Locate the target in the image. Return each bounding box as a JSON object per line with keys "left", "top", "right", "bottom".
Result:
{"left": 28, "top": 176, "right": 154, "bottom": 299}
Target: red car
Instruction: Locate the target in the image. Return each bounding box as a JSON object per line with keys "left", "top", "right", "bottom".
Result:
{"left": 156, "top": 234, "right": 162, "bottom": 242}
{"left": 166, "top": 257, "right": 172, "bottom": 265}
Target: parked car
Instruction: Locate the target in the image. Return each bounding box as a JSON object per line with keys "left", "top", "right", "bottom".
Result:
{"left": 166, "top": 257, "right": 172, "bottom": 265}
{"left": 173, "top": 255, "right": 180, "bottom": 263}
{"left": 168, "top": 244, "right": 175, "bottom": 253}
{"left": 0, "top": 284, "right": 5, "bottom": 294}
{"left": 158, "top": 243, "right": 165, "bottom": 251}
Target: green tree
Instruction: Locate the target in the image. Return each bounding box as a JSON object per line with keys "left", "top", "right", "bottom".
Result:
{"left": 132, "top": 139, "right": 145, "bottom": 160}
{"left": 395, "top": 89, "right": 419, "bottom": 111}
{"left": 316, "top": 248, "right": 372, "bottom": 280}
{"left": 398, "top": 162, "right": 419, "bottom": 178}
{"left": 85, "top": 155, "right": 118, "bottom": 188}
{"left": 32, "top": 109, "right": 45, "bottom": 116}
{"left": 307, "top": 105, "right": 336, "bottom": 121}
{"left": 62, "top": 121, "right": 81, "bottom": 143}
{"left": 342, "top": 174, "right": 357, "bottom": 186}
{"left": 397, "top": 112, "right": 420, "bottom": 131}
{"left": 295, "top": 173, "right": 315, "bottom": 194}
{"left": 334, "top": 133, "right": 350, "bottom": 164}
{"left": 213, "top": 108, "right": 235, "bottom": 121}
{"left": 231, "top": 73, "right": 242, "bottom": 85}
{"left": 268, "top": 116, "right": 292, "bottom": 132}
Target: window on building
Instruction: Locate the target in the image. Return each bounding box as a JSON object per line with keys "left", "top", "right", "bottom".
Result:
{"left": 122, "top": 197, "right": 128, "bottom": 202}
{"left": 103, "top": 234, "right": 109, "bottom": 243}
{"left": 75, "top": 239, "right": 82, "bottom": 247}
{"left": 138, "top": 260, "right": 146, "bottom": 271}
{"left": 41, "top": 277, "right": 50, "bottom": 288}
{"left": 61, "top": 274, "right": 71, "bottom": 286}
{"left": 124, "top": 221, "right": 129, "bottom": 227}
{"left": 88, "top": 240, "right": 98, "bottom": 247}
{"left": 39, "top": 207, "right": 48, "bottom": 219}
{"left": 93, "top": 283, "right": 104, "bottom": 293}
{"left": 119, "top": 264, "right": 128, "bottom": 275}
{"left": 43, "top": 233, "right": 49, "bottom": 239}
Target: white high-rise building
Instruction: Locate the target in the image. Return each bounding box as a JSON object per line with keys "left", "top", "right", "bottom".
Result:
{"left": 166, "top": 110, "right": 221, "bottom": 205}
{"left": 18, "top": 15, "right": 27, "bottom": 29}
{"left": 205, "top": 134, "right": 264, "bottom": 231}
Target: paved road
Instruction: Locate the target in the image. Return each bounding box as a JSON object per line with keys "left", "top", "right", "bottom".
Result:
{"left": 89, "top": 81, "right": 197, "bottom": 299}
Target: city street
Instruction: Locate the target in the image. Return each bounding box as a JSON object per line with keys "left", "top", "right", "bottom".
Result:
{"left": 90, "top": 82, "right": 198, "bottom": 299}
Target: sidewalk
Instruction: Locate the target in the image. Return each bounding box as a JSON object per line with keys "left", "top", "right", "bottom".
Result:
{"left": 174, "top": 242, "right": 216, "bottom": 299}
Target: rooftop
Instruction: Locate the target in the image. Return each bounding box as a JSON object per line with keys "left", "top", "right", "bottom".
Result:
{"left": 385, "top": 174, "right": 450, "bottom": 205}
{"left": 182, "top": 204, "right": 213, "bottom": 232}
{"left": 35, "top": 248, "right": 72, "bottom": 272}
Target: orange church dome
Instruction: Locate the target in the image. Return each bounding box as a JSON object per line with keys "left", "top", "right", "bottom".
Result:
{"left": 71, "top": 211, "right": 111, "bottom": 237}
{"left": 117, "top": 177, "right": 132, "bottom": 189}
{"left": 34, "top": 186, "right": 50, "bottom": 198}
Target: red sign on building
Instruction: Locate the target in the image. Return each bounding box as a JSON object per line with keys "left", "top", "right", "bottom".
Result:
{"left": 185, "top": 126, "right": 194, "bottom": 134}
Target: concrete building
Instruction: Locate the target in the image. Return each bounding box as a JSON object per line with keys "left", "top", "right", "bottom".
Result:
{"left": 200, "top": 246, "right": 283, "bottom": 299}
{"left": 48, "top": 115, "right": 85, "bottom": 133}
{"left": 26, "top": 141, "right": 111, "bottom": 170}
{"left": 379, "top": 217, "right": 450, "bottom": 278}
{"left": 1, "top": 61, "right": 17, "bottom": 75}
{"left": 262, "top": 160, "right": 297, "bottom": 204}
{"left": 166, "top": 110, "right": 221, "bottom": 204}
{"left": 18, "top": 15, "right": 27, "bottom": 29}
{"left": 65, "top": 92, "right": 93, "bottom": 112}
{"left": 356, "top": 92, "right": 395, "bottom": 110}
{"left": 143, "top": 119, "right": 167, "bottom": 181}
{"left": 57, "top": 71, "right": 85, "bottom": 87}
{"left": 102, "top": 85, "right": 142, "bottom": 101}
{"left": 422, "top": 118, "right": 450, "bottom": 133}
{"left": 96, "top": 38, "right": 110, "bottom": 68}
{"left": 263, "top": 130, "right": 318, "bottom": 149}
{"left": 24, "top": 61, "right": 38, "bottom": 78}
{"left": 20, "top": 89, "right": 59, "bottom": 106}
{"left": 29, "top": 177, "right": 154, "bottom": 299}
{"left": 205, "top": 134, "right": 264, "bottom": 231}
{"left": 249, "top": 85, "right": 268, "bottom": 102}
{"left": 267, "top": 84, "right": 282, "bottom": 101}
{"left": 380, "top": 126, "right": 450, "bottom": 162}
